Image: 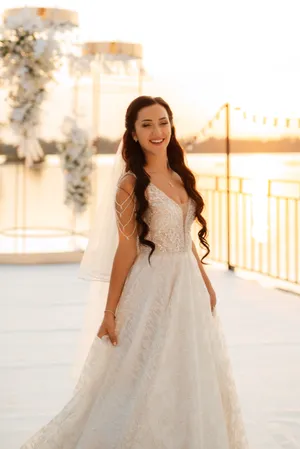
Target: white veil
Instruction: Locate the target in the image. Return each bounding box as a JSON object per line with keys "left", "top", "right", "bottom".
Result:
{"left": 79, "top": 140, "right": 126, "bottom": 282}
{"left": 73, "top": 140, "right": 126, "bottom": 379}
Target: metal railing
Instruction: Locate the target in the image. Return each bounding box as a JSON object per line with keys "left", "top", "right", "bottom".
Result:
{"left": 1, "top": 160, "right": 299, "bottom": 286}
{"left": 193, "top": 175, "right": 300, "bottom": 285}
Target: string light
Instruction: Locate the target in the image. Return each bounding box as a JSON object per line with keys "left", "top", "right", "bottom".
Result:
{"left": 186, "top": 104, "right": 300, "bottom": 151}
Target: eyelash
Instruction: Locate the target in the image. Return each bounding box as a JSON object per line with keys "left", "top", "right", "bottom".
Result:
{"left": 142, "top": 122, "right": 169, "bottom": 128}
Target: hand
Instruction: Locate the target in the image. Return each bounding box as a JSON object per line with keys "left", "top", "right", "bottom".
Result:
{"left": 209, "top": 289, "right": 217, "bottom": 313}
{"left": 97, "top": 313, "right": 118, "bottom": 346}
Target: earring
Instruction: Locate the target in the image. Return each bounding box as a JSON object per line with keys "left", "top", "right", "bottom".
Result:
{"left": 134, "top": 138, "right": 138, "bottom": 142}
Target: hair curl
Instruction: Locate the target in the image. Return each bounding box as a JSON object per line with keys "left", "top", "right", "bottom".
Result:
{"left": 122, "top": 95, "right": 209, "bottom": 263}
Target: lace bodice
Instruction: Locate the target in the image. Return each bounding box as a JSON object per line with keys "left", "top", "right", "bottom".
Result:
{"left": 140, "top": 183, "right": 196, "bottom": 254}
{"left": 115, "top": 173, "right": 196, "bottom": 254}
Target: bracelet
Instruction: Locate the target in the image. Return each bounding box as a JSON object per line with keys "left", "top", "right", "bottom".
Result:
{"left": 104, "top": 309, "right": 116, "bottom": 318}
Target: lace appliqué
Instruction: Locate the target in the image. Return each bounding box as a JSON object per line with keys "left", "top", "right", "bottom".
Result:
{"left": 140, "top": 183, "right": 196, "bottom": 254}
{"left": 115, "top": 174, "right": 197, "bottom": 252}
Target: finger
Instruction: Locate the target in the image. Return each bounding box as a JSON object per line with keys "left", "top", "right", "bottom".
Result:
{"left": 107, "top": 329, "right": 118, "bottom": 346}
{"left": 97, "top": 326, "right": 108, "bottom": 339}
{"left": 98, "top": 332, "right": 107, "bottom": 339}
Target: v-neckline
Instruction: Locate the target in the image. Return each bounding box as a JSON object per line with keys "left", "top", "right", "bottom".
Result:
{"left": 126, "top": 170, "right": 190, "bottom": 209}
{"left": 149, "top": 182, "right": 190, "bottom": 209}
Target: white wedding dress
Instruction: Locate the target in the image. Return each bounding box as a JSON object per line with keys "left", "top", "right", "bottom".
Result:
{"left": 21, "top": 182, "right": 249, "bottom": 449}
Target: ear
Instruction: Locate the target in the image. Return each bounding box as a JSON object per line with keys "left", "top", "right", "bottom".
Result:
{"left": 132, "top": 132, "right": 138, "bottom": 142}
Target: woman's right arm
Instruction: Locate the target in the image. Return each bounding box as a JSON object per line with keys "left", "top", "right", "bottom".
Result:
{"left": 97, "top": 174, "right": 138, "bottom": 345}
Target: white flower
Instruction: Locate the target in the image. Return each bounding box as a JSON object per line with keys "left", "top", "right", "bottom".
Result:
{"left": 33, "top": 39, "right": 47, "bottom": 58}
{"left": 17, "top": 66, "right": 29, "bottom": 77}
{"left": 61, "top": 117, "right": 75, "bottom": 135}
{"left": 1, "top": 8, "right": 75, "bottom": 167}
{"left": 11, "top": 107, "right": 26, "bottom": 122}
{"left": 59, "top": 118, "right": 93, "bottom": 213}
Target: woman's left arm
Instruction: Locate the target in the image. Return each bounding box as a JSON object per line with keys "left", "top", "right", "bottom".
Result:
{"left": 192, "top": 241, "right": 217, "bottom": 312}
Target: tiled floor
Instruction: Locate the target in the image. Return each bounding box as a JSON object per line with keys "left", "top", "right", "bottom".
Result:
{"left": 1, "top": 263, "right": 300, "bottom": 449}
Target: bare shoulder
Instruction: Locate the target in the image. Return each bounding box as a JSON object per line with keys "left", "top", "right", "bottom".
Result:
{"left": 117, "top": 172, "right": 136, "bottom": 195}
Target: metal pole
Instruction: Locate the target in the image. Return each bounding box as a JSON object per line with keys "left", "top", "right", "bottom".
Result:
{"left": 14, "top": 163, "right": 20, "bottom": 253}
{"left": 138, "top": 60, "right": 143, "bottom": 96}
{"left": 92, "top": 54, "right": 101, "bottom": 139}
{"left": 225, "top": 103, "right": 234, "bottom": 271}
{"left": 91, "top": 55, "right": 101, "bottom": 235}
{"left": 22, "top": 163, "right": 26, "bottom": 253}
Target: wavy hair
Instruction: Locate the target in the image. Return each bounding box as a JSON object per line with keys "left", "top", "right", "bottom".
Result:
{"left": 121, "top": 95, "right": 210, "bottom": 263}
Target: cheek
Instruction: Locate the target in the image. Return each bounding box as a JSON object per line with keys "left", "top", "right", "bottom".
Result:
{"left": 165, "top": 127, "right": 172, "bottom": 141}
{"left": 164, "top": 125, "right": 171, "bottom": 137}
{"left": 137, "top": 129, "right": 150, "bottom": 142}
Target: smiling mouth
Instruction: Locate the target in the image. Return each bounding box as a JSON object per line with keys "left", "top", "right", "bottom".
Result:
{"left": 150, "top": 139, "right": 165, "bottom": 145}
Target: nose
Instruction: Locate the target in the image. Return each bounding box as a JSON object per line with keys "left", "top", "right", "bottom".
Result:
{"left": 150, "top": 124, "right": 163, "bottom": 137}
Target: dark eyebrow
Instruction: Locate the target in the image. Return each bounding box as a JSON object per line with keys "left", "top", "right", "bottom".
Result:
{"left": 141, "top": 116, "right": 168, "bottom": 122}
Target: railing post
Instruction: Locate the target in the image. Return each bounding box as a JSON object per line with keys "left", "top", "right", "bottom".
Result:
{"left": 225, "top": 103, "right": 234, "bottom": 271}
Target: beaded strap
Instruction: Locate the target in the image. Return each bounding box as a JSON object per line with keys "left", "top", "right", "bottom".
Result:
{"left": 115, "top": 172, "right": 137, "bottom": 240}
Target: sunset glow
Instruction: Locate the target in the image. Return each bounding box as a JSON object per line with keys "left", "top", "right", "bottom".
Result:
{"left": 1, "top": 0, "right": 300, "bottom": 139}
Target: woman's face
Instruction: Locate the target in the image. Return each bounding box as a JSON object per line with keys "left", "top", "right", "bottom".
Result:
{"left": 132, "top": 104, "right": 172, "bottom": 155}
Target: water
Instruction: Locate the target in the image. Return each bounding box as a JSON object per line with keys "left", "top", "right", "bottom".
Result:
{"left": 0, "top": 152, "right": 299, "bottom": 255}
{"left": 188, "top": 152, "right": 300, "bottom": 180}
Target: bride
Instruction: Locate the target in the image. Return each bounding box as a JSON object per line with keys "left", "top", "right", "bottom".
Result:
{"left": 21, "top": 95, "right": 249, "bottom": 448}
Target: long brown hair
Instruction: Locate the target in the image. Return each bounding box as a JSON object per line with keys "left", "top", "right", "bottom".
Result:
{"left": 122, "top": 95, "right": 209, "bottom": 263}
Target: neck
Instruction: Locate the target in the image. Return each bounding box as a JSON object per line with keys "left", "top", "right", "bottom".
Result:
{"left": 145, "top": 153, "right": 169, "bottom": 174}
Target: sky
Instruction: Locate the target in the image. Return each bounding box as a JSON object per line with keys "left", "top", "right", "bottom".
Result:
{"left": 1, "top": 0, "right": 300, "bottom": 139}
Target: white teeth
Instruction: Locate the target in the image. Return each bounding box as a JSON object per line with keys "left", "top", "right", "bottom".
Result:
{"left": 150, "top": 139, "right": 163, "bottom": 143}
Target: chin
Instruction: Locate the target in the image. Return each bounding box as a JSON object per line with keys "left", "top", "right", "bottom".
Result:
{"left": 145, "top": 145, "right": 167, "bottom": 155}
